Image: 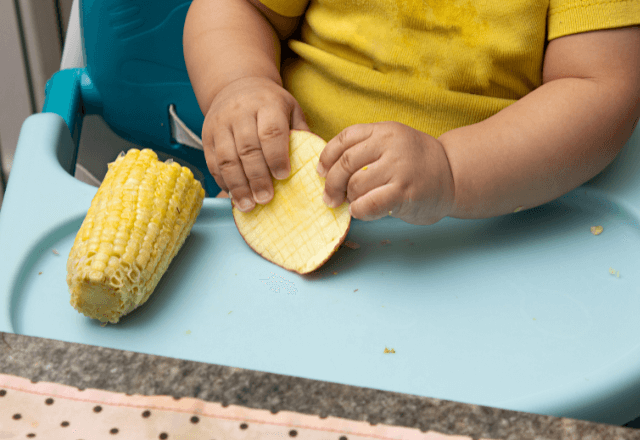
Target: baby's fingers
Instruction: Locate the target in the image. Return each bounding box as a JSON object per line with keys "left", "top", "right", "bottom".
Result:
{"left": 319, "top": 124, "right": 375, "bottom": 178}
{"left": 202, "top": 124, "right": 229, "bottom": 195}
{"left": 290, "top": 104, "right": 310, "bottom": 132}
{"left": 349, "top": 184, "right": 396, "bottom": 221}
{"left": 212, "top": 124, "right": 255, "bottom": 212}
{"left": 256, "top": 107, "right": 293, "bottom": 181}
{"left": 233, "top": 119, "right": 279, "bottom": 208}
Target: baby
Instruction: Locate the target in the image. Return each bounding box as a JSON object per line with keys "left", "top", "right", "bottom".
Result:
{"left": 183, "top": 0, "right": 640, "bottom": 225}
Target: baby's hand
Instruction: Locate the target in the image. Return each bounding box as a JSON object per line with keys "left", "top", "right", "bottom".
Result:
{"left": 202, "top": 76, "right": 309, "bottom": 211}
{"left": 317, "top": 122, "right": 455, "bottom": 225}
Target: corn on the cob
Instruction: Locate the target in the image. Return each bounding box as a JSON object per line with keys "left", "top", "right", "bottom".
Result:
{"left": 66, "top": 149, "right": 205, "bottom": 323}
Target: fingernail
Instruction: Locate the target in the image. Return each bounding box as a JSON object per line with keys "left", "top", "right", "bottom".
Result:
{"left": 255, "top": 190, "right": 270, "bottom": 204}
{"left": 238, "top": 198, "right": 254, "bottom": 212}
{"left": 275, "top": 169, "right": 289, "bottom": 180}
{"left": 316, "top": 163, "right": 326, "bottom": 177}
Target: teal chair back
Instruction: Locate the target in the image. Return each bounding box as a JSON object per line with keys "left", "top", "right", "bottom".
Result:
{"left": 43, "top": 0, "right": 218, "bottom": 195}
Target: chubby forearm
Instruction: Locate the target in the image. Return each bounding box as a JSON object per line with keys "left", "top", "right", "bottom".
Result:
{"left": 439, "top": 27, "right": 640, "bottom": 220}
{"left": 439, "top": 75, "right": 639, "bottom": 219}
{"left": 183, "top": 0, "right": 282, "bottom": 114}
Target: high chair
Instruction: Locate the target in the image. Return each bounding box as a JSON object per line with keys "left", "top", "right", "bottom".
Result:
{"left": 2, "top": 0, "right": 640, "bottom": 427}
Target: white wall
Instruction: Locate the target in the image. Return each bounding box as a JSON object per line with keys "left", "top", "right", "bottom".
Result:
{"left": 0, "top": 0, "right": 198, "bottom": 209}
{"left": 0, "top": 0, "right": 74, "bottom": 210}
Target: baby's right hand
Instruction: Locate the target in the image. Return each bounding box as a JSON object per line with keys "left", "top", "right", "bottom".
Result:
{"left": 202, "top": 76, "right": 309, "bottom": 212}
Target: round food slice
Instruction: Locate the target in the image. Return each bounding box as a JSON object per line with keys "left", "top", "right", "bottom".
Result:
{"left": 232, "top": 130, "right": 351, "bottom": 274}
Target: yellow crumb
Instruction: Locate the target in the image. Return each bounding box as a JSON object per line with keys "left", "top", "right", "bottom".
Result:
{"left": 590, "top": 226, "right": 604, "bottom": 235}
{"left": 228, "top": 311, "right": 232, "bottom": 314}
{"left": 361, "top": 166, "right": 368, "bottom": 171}
{"left": 333, "top": 271, "right": 338, "bottom": 275}
{"left": 185, "top": 330, "right": 191, "bottom": 335}
{"left": 38, "top": 272, "right": 42, "bottom": 275}
{"left": 384, "top": 347, "right": 396, "bottom": 354}
{"left": 513, "top": 206, "right": 524, "bottom": 213}
{"left": 609, "top": 267, "right": 621, "bottom": 278}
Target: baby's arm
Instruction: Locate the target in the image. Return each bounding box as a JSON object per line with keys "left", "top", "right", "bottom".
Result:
{"left": 184, "top": 0, "right": 296, "bottom": 114}
{"left": 184, "top": 0, "right": 308, "bottom": 207}
{"left": 439, "top": 26, "right": 640, "bottom": 219}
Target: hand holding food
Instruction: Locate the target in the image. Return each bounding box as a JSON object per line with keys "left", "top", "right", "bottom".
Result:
{"left": 233, "top": 130, "right": 351, "bottom": 274}
{"left": 202, "top": 76, "right": 310, "bottom": 212}
{"left": 318, "top": 122, "right": 455, "bottom": 226}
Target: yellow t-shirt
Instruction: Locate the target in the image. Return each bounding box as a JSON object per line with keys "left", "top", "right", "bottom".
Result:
{"left": 259, "top": 0, "right": 640, "bottom": 141}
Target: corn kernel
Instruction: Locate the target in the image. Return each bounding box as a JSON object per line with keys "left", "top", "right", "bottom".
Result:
{"left": 591, "top": 226, "right": 603, "bottom": 235}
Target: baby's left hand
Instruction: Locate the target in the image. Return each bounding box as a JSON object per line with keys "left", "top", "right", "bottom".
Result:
{"left": 317, "top": 121, "right": 455, "bottom": 226}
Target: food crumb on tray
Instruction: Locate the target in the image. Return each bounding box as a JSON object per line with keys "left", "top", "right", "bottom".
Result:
{"left": 591, "top": 225, "right": 604, "bottom": 235}
{"left": 52, "top": 249, "right": 59, "bottom": 255}
{"left": 609, "top": 267, "right": 621, "bottom": 278}
{"left": 384, "top": 347, "right": 396, "bottom": 354}
{"left": 343, "top": 240, "right": 360, "bottom": 249}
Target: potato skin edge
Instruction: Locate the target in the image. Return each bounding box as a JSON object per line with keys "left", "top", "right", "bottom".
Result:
{"left": 232, "top": 130, "right": 352, "bottom": 274}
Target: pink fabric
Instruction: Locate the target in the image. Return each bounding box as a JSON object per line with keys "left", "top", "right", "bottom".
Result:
{"left": 0, "top": 373, "right": 498, "bottom": 439}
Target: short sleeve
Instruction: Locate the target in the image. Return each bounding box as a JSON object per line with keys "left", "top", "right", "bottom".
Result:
{"left": 257, "top": 0, "right": 310, "bottom": 17}
{"left": 548, "top": 0, "right": 640, "bottom": 40}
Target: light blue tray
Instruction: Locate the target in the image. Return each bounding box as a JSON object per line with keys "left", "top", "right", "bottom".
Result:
{"left": 2, "top": 113, "right": 640, "bottom": 425}
{"left": 3, "top": 0, "right": 640, "bottom": 427}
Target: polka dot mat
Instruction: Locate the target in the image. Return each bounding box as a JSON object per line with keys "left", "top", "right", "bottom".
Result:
{"left": 0, "top": 373, "right": 498, "bottom": 439}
